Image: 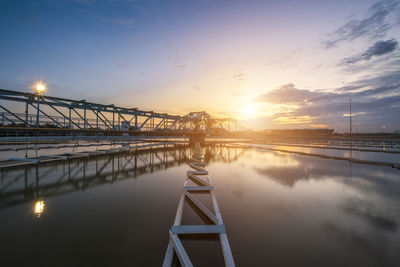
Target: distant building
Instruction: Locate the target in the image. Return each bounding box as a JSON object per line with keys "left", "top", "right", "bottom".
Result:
{"left": 395, "top": 130, "right": 400, "bottom": 135}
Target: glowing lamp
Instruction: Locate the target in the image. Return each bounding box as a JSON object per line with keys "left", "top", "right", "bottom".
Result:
{"left": 35, "top": 83, "right": 46, "bottom": 93}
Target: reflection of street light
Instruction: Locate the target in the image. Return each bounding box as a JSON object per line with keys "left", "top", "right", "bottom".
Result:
{"left": 34, "top": 82, "right": 46, "bottom": 128}
{"left": 34, "top": 200, "right": 45, "bottom": 218}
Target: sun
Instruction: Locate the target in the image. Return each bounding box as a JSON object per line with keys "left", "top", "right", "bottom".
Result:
{"left": 243, "top": 105, "right": 255, "bottom": 115}
{"left": 241, "top": 104, "right": 259, "bottom": 119}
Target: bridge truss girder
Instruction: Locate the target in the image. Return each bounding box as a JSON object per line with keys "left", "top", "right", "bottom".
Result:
{"left": 0, "top": 89, "right": 246, "bottom": 134}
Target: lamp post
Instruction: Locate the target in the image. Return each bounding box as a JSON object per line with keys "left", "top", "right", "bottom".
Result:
{"left": 34, "top": 83, "right": 46, "bottom": 128}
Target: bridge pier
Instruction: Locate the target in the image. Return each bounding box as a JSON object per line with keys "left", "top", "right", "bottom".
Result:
{"left": 189, "top": 132, "right": 205, "bottom": 145}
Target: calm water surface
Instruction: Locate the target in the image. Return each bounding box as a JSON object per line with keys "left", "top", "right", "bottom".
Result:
{"left": 0, "top": 145, "right": 399, "bottom": 266}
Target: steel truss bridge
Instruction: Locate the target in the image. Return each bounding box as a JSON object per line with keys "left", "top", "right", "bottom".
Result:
{"left": 0, "top": 88, "right": 245, "bottom": 135}
{"left": 0, "top": 144, "right": 246, "bottom": 210}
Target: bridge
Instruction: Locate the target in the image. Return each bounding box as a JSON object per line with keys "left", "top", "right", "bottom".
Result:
{"left": 0, "top": 88, "right": 245, "bottom": 138}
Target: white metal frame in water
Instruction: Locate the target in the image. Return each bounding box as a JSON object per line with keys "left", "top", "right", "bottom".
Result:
{"left": 162, "top": 146, "right": 235, "bottom": 267}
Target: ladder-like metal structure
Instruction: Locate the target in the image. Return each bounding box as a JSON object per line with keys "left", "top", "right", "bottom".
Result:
{"left": 162, "top": 143, "right": 235, "bottom": 267}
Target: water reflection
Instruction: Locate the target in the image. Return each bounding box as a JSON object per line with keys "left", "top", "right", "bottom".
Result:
{"left": 34, "top": 200, "right": 45, "bottom": 217}
{"left": 0, "top": 144, "right": 246, "bottom": 211}
{"left": 1, "top": 144, "right": 399, "bottom": 266}
{"left": 208, "top": 147, "right": 400, "bottom": 267}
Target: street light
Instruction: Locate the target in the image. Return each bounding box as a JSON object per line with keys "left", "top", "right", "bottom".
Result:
{"left": 34, "top": 82, "right": 46, "bottom": 128}
{"left": 35, "top": 83, "right": 46, "bottom": 93}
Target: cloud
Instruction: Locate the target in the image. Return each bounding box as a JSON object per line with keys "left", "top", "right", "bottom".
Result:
{"left": 232, "top": 73, "right": 245, "bottom": 80}
{"left": 273, "top": 115, "right": 313, "bottom": 125}
{"left": 256, "top": 83, "right": 326, "bottom": 104}
{"left": 255, "top": 72, "right": 400, "bottom": 131}
{"left": 361, "top": 39, "right": 399, "bottom": 59}
{"left": 335, "top": 70, "right": 400, "bottom": 96}
{"left": 323, "top": 0, "right": 399, "bottom": 48}
{"left": 343, "top": 112, "right": 366, "bottom": 117}
{"left": 71, "top": 0, "right": 139, "bottom": 4}
{"left": 169, "top": 56, "right": 187, "bottom": 69}
{"left": 341, "top": 39, "right": 398, "bottom": 64}
{"left": 105, "top": 17, "right": 136, "bottom": 26}
{"left": 71, "top": 0, "right": 96, "bottom": 3}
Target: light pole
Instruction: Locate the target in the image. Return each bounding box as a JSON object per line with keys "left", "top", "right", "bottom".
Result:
{"left": 34, "top": 82, "right": 46, "bottom": 128}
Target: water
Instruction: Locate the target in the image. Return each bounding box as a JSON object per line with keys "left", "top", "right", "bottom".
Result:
{"left": 0, "top": 144, "right": 399, "bottom": 266}
{"left": 250, "top": 143, "right": 400, "bottom": 163}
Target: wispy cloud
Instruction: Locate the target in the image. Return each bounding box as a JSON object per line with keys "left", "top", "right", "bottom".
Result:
{"left": 105, "top": 17, "right": 136, "bottom": 26}
{"left": 71, "top": 0, "right": 96, "bottom": 4}
{"left": 71, "top": 0, "right": 139, "bottom": 4}
{"left": 273, "top": 115, "right": 313, "bottom": 125}
{"left": 232, "top": 73, "right": 245, "bottom": 80}
{"left": 323, "top": 0, "right": 399, "bottom": 48}
{"left": 340, "top": 39, "right": 398, "bottom": 65}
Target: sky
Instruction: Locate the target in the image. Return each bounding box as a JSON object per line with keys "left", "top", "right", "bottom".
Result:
{"left": 1, "top": 0, "right": 400, "bottom": 132}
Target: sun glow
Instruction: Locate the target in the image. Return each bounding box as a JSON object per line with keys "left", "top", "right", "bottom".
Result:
{"left": 243, "top": 104, "right": 256, "bottom": 115}
{"left": 240, "top": 102, "right": 262, "bottom": 119}
{"left": 241, "top": 105, "right": 256, "bottom": 119}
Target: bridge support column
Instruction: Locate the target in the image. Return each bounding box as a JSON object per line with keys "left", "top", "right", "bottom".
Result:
{"left": 189, "top": 132, "right": 205, "bottom": 145}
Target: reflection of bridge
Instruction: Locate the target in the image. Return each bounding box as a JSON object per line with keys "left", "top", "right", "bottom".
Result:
{"left": 0, "top": 144, "right": 246, "bottom": 210}
{"left": 0, "top": 89, "right": 245, "bottom": 136}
